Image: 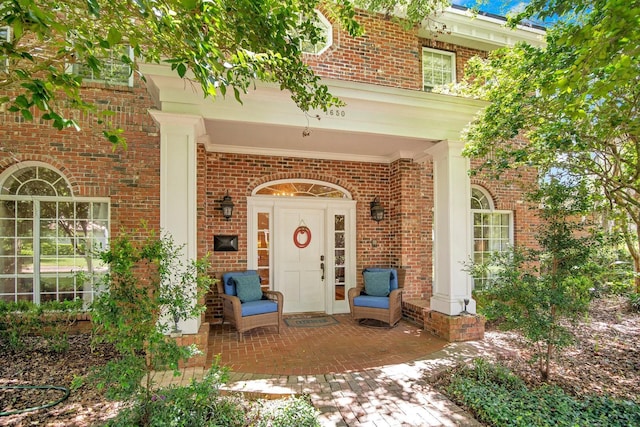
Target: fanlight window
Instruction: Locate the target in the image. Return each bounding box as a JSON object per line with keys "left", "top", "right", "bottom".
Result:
{"left": 255, "top": 180, "right": 349, "bottom": 199}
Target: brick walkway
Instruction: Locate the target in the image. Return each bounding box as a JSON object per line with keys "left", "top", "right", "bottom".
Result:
{"left": 152, "top": 314, "right": 493, "bottom": 426}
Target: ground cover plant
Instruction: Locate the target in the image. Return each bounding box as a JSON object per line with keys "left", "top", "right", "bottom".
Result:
{"left": 442, "top": 358, "right": 640, "bottom": 427}
{"left": 0, "top": 298, "right": 83, "bottom": 353}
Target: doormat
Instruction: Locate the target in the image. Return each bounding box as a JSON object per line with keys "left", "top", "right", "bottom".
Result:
{"left": 284, "top": 315, "right": 339, "bottom": 328}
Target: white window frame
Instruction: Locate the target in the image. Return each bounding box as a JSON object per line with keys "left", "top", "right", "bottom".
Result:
{"left": 0, "top": 26, "right": 10, "bottom": 72}
{"left": 301, "top": 10, "right": 333, "bottom": 55}
{"left": 422, "top": 47, "right": 456, "bottom": 91}
{"left": 0, "top": 162, "right": 110, "bottom": 305}
{"left": 67, "top": 45, "right": 134, "bottom": 87}
{"left": 470, "top": 186, "right": 513, "bottom": 290}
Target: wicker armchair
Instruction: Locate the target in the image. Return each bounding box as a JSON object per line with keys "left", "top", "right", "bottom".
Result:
{"left": 218, "top": 271, "right": 283, "bottom": 341}
{"left": 348, "top": 268, "right": 402, "bottom": 327}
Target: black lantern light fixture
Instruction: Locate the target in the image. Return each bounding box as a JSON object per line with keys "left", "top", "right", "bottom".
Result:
{"left": 220, "top": 191, "right": 234, "bottom": 221}
{"left": 370, "top": 196, "right": 384, "bottom": 222}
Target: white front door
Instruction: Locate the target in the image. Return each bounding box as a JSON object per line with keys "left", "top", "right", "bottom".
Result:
{"left": 276, "top": 208, "right": 325, "bottom": 313}
{"left": 247, "top": 194, "right": 356, "bottom": 315}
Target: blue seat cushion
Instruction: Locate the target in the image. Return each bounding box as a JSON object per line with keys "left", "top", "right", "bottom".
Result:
{"left": 363, "top": 268, "right": 399, "bottom": 291}
{"left": 353, "top": 295, "right": 390, "bottom": 309}
{"left": 241, "top": 300, "right": 278, "bottom": 317}
{"left": 222, "top": 270, "right": 260, "bottom": 296}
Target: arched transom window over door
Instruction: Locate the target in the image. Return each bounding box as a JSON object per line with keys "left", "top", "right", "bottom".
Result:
{"left": 0, "top": 162, "right": 110, "bottom": 304}
{"left": 254, "top": 179, "right": 351, "bottom": 199}
{"left": 471, "top": 186, "right": 513, "bottom": 289}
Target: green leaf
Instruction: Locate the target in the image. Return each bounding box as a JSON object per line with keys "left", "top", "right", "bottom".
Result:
{"left": 181, "top": 0, "right": 197, "bottom": 9}
{"left": 20, "top": 109, "right": 33, "bottom": 121}
{"left": 107, "top": 28, "right": 122, "bottom": 46}
{"left": 176, "top": 63, "right": 187, "bottom": 78}
{"left": 87, "top": 0, "right": 101, "bottom": 17}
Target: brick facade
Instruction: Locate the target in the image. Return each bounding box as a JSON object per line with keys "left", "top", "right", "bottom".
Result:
{"left": 0, "top": 8, "right": 540, "bottom": 351}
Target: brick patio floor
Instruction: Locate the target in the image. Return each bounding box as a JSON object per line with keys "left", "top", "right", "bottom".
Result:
{"left": 207, "top": 314, "right": 449, "bottom": 375}
{"left": 152, "top": 314, "right": 493, "bottom": 426}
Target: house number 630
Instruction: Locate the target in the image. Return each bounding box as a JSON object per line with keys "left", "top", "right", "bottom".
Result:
{"left": 326, "top": 109, "right": 346, "bottom": 117}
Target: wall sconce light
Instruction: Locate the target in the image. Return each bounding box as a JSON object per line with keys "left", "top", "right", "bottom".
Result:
{"left": 370, "top": 197, "right": 384, "bottom": 222}
{"left": 220, "top": 191, "right": 234, "bottom": 221}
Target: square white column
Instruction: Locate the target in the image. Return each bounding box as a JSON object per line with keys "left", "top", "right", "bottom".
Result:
{"left": 427, "top": 141, "right": 476, "bottom": 315}
{"left": 151, "top": 111, "right": 205, "bottom": 334}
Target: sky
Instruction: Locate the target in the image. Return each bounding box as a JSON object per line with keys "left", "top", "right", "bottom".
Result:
{"left": 450, "top": 0, "right": 528, "bottom": 16}
{"left": 450, "top": 1, "right": 552, "bottom": 27}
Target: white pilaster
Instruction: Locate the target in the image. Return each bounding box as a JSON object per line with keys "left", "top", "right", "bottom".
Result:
{"left": 427, "top": 141, "right": 476, "bottom": 315}
{"left": 150, "top": 110, "right": 205, "bottom": 334}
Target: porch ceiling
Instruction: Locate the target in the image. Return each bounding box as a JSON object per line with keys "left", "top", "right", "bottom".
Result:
{"left": 141, "top": 63, "right": 486, "bottom": 163}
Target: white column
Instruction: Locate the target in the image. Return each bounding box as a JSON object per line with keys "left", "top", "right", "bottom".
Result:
{"left": 427, "top": 141, "right": 476, "bottom": 315}
{"left": 150, "top": 111, "right": 205, "bottom": 334}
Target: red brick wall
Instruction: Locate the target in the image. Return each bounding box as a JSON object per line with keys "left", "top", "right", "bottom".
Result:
{"left": 0, "top": 77, "right": 161, "bottom": 237}
{"left": 304, "top": 10, "right": 487, "bottom": 90}
{"left": 201, "top": 152, "right": 441, "bottom": 322}
{"left": 202, "top": 153, "right": 391, "bottom": 321}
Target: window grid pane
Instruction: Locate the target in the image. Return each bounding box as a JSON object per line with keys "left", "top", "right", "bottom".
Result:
{"left": 72, "top": 46, "right": 132, "bottom": 86}
{"left": 423, "top": 49, "right": 455, "bottom": 91}
{"left": 257, "top": 212, "right": 270, "bottom": 289}
{"left": 472, "top": 212, "right": 511, "bottom": 289}
{"left": 334, "top": 215, "right": 346, "bottom": 301}
{"left": 0, "top": 166, "right": 109, "bottom": 304}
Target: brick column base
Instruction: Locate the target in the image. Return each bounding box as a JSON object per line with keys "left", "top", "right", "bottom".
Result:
{"left": 424, "top": 311, "right": 485, "bottom": 342}
{"left": 402, "top": 299, "right": 429, "bottom": 326}
{"left": 173, "top": 322, "right": 210, "bottom": 368}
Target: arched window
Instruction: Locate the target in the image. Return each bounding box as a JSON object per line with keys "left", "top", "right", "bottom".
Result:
{"left": 0, "top": 162, "right": 109, "bottom": 304}
{"left": 471, "top": 186, "right": 512, "bottom": 289}
{"left": 254, "top": 179, "right": 350, "bottom": 199}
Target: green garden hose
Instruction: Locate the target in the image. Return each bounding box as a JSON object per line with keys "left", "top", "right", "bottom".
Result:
{"left": 0, "top": 385, "right": 70, "bottom": 416}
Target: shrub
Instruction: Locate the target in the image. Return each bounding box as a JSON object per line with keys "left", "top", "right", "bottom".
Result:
{"left": 629, "top": 293, "right": 640, "bottom": 312}
{"left": 0, "top": 298, "right": 82, "bottom": 352}
{"left": 103, "top": 360, "right": 321, "bottom": 427}
{"left": 248, "top": 396, "right": 321, "bottom": 427}
{"left": 444, "top": 359, "right": 640, "bottom": 427}
{"left": 470, "top": 179, "right": 597, "bottom": 381}
{"left": 89, "top": 229, "right": 213, "bottom": 413}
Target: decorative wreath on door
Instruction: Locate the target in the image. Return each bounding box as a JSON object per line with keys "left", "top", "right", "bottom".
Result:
{"left": 293, "top": 226, "right": 312, "bottom": 249}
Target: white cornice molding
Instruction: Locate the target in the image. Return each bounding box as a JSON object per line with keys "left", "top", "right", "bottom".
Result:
{"left": 140, "top": 64, "right": 487, "bottom": 163}
{"left": 207, "top": 142, "right": 395, "bottom": 164}
{"left": 421, "top": 7, "right": 546, "bottom": 50}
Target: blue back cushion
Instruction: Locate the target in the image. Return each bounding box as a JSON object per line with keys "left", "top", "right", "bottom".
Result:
{"left": 234, "top": 275, "right": 263, "bottom": 302}
{"left": 363, "top": 268, "right": 398, "bottom": 291}
{"left": 363, "top": 270, "right": 391, "bottom": 296}
{"left": 222, "top": 270, "right": 260, "bottom": 296}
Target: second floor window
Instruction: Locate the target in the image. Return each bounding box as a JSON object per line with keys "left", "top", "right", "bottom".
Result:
{"left": 422, "top": 47, "right": 456, "bottom": 91}
{"left": 70, "top": 45, "right": 133, "bottom": 87}
{"left": 0, "top": 26, "right": 10, "bottom": 73}
{"left": 300, "top": 10, "right": 332, "bottom": 55}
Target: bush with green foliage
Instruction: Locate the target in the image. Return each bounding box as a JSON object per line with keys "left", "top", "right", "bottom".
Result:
{"left": 444, "top": 359, "right": 640, "bottom": 427}
{"left": 104, "top": 360, "right": 320, "bottom": 427}
{"left": 470, "top": 179, "right": 598, "bottom": 381}
{"left": 629, "top": 293, "right": 640, "bottom": 313}
{"left": 89, "top": 230, "right": 213, "bottom": 412}
{"left": 0, "top": 298, "right": 83, "bottom": 352}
